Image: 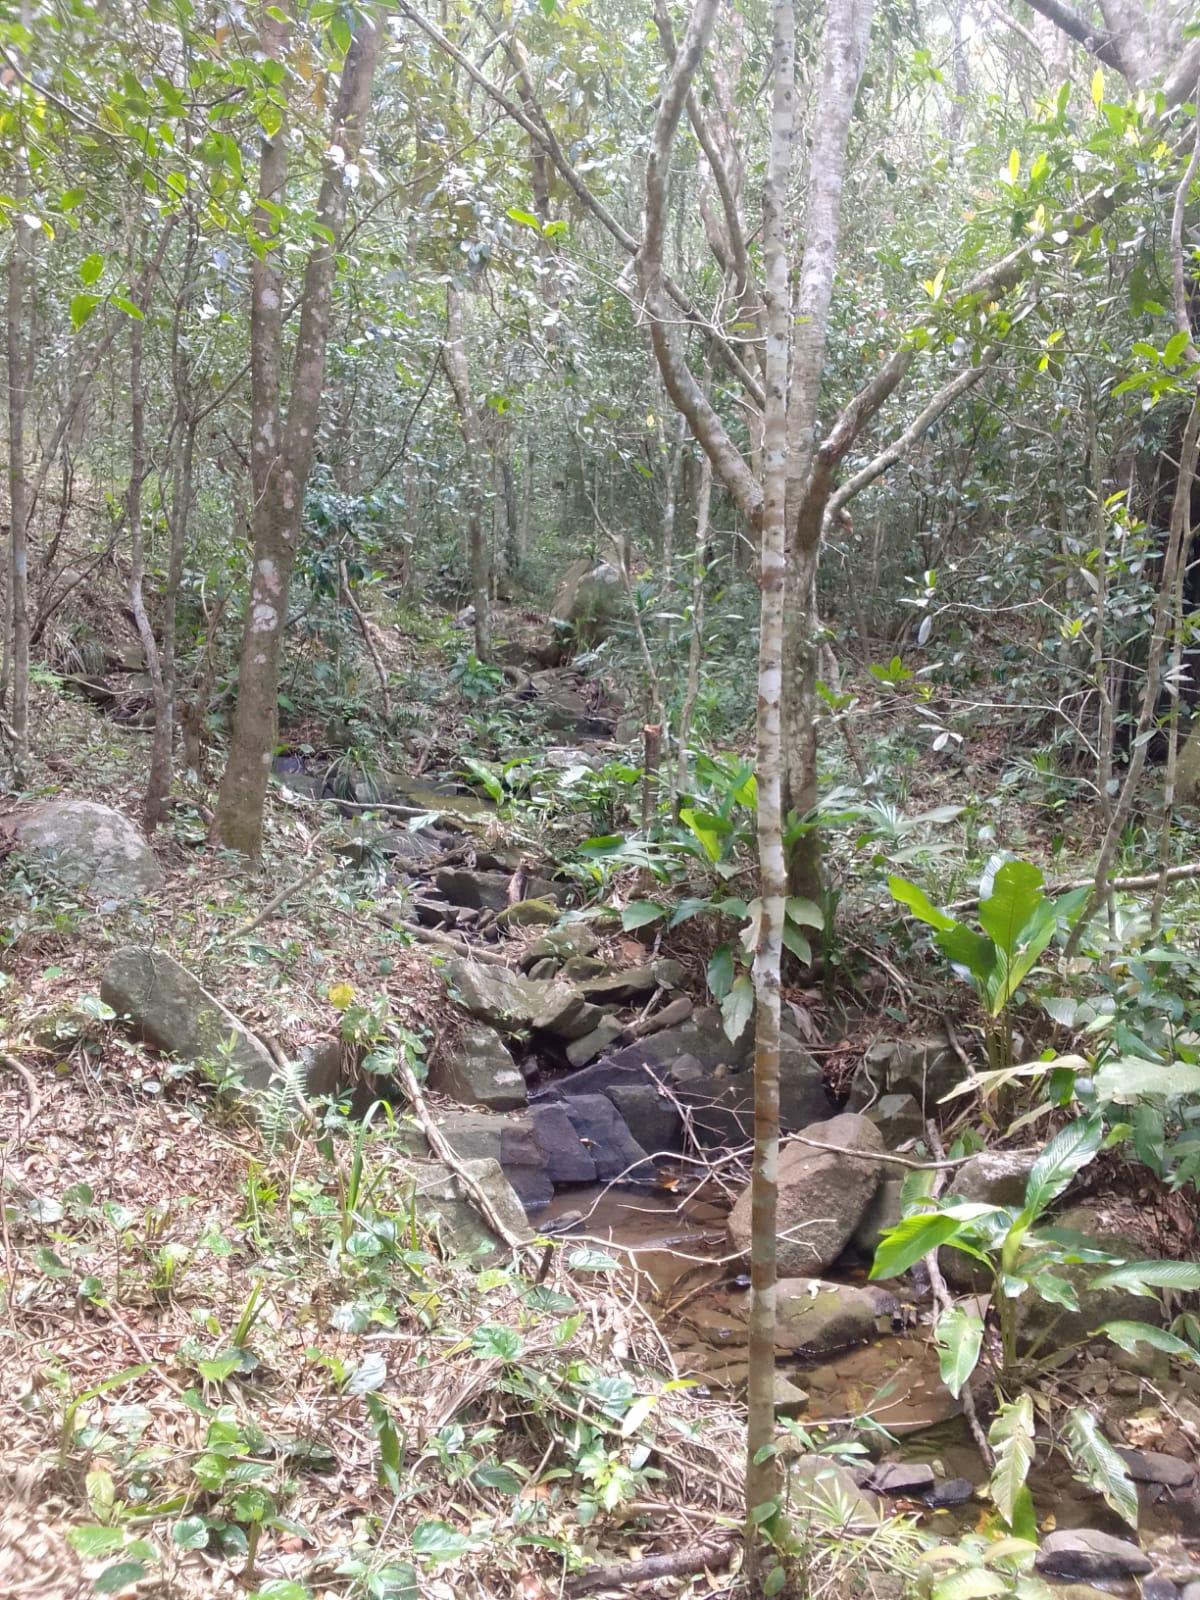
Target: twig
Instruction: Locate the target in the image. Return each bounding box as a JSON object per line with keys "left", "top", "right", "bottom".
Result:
{"left": 1, "top": 1050, "right": 41, "bottom": 1133}
{"left": 943, "top": 859, "right": 1200, "bottom": 913}
{"left": 563, "top": 1540, "right": 737, "bottom": 1597}
{"left": 230, "top": 859, "right": 330, "bottom": 943}
{"left": 785, "top": 1133, "right": 1032, "bottom": 1171}
{"left": 396, "top": 1059, "right": 530, "bottom": 1252}
{"left": 339, "top": 558, "right": 392, "bottom": 719}
{"left": 380, "top": 914, "right": 514, "bottom": 967}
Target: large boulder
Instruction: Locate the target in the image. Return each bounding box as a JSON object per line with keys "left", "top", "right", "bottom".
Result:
{"left": 848, "top": 1034, "right": 962, "bottom": 1112}
{"left": 435, "top": 1110, "right": 553, "bottom": 1212}
{"left": 1035, "top": 1531, "right": 1151, "bottom": 1581}
{"left": 102, "top": 947, "right": 275, "bottom": 1091}
{"left": 441, "top": 958, "right": 547, "bottom": 1034}
{"left": 1016, "top": 1205, "right": 1163, "bottom": 1351}
{"left": 428, "top": 1023, "right": 527, "bottom": 1111}
{"left": 550, "top": 560, "right": 622, "bottom": 646}
{"left": 727, "top": 1113, "right": 884, "bottom": 1274}
{"left": 405, "top": 1157, "right": 533, "bottom": 1255}
{"left": 15, "top": 800, "right": 161, "bottom": 900}
{"left": 558, "top": 1094, "right": 655, "bottom": 1183}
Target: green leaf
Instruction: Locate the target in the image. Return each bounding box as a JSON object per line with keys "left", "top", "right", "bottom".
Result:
{"left": 460, "top": 756, "right": 503, "bottom": 803}
{"left": 472, "top": 1461, "right": 523, "bottom": 1494}
{"left": 95, "top": 1561, "right": 148, "bottom": 1594}
{"left": 172, "top": 1516, "right": 210, "bottom": 1550}
{"left": 110, "top": 295, "right": 144, "bottom": 321}
{"left": 785, "top": 896, "right": 824, "bottom": 930}
{"left": 870, "top": 1204, "right": 1000, "bottom": 1279}
{"left": 1164, "top": 330, "right": 1190, "bottom": 367}
{"left": 889, "top": 875, "right": 957, "bottom": 932}
{"left": 1092, "top": 1259, "right": 1200, "bottom": 1295}
{"left": 79, "top": 252, "right": 104, "bottom": 285}
{"left": 678, "top": 806, "right": 726, "bottom": 862}
{"left": 1094, "top": 1058, "right": 1200, "bottom": 1103}
{"left": 1098, "top": 1319, "right": 1200, "bottom": 1364}
{"left": 1021, "top": 1115, "right": 1102, "bottom": 1218}
{"left": 411, "top": 1518, "right": 473, "bottom": 1566}
{"left": 932, "top": 1572, "right": 1008, "bottom": 1600}
{"left": 470, "top": 1323, "right": 523, "bottom": 1360}
{"left": 1063, "top": 1406, "right": 1137, "bottom": 1527}
{"left": 719, "top": 974, "right": 754, "bottom": 1042}
{"left": 934, "top": 1304, "right": 983, "bottom": 1398}
{"left": 506, "top": 206, "right": 540, "bottom": 229}
{"left": 988, "top": 1394, "right": 1035, "bottom": 1526}
{"left": 706, "top": 943, "right": 734, "bottom": 1001}
{"left": 70, "top": 291, "right": 101, "bottom": 331}
{"left": 621, "top": 901, "right": 665, "bottom": 930}
{"left": 67, "top": 1526, "right": 126, "bottom": 1558}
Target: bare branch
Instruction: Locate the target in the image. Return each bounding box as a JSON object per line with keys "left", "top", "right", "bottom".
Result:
{"left": 1021, "top": 0, "right": 1125, "bottom": 71}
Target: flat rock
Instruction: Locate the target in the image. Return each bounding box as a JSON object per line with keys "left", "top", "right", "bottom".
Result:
{"left": 559, "top": 1094, "right": 655, "bottom": 1182}
{"left": 566, "top": 1018, "right": 625, "bottom": 1066}
{"left": 575, "top": 966, "right": 660, "bottom": 1003}
{"left": 530, "top": 984, "right": 604, "bottom": 1042}
{"left": 1118, "top": 1448, "right": 1195, "bottom": 1488}
{"left": 605, "top": 1082, "right": 682, "bottom": 1153}
{"left": 788, "top": 1455, "right": 880, "bottom": 1530}
{"left": 102, "top": 947, "right": 275, "bottom": 1092}
{"left": 775, "top": 1277, "right": 899, "bottom": 1355}
{"left": 441, "top": 958, "right": 545, "bottom": 1033}
{"left": 528, "top": 1102, "right": 597, "bottom": 1184}
{"left": 727, "top": 1113, "right": 884, "bottom": 1275}
{"left": 16, "top": 800, "right": 162, "bottom": 900}
{"left": 928, "top": 1477, "right": 977, "bottom": 1507}
{"left": 437, "top": 868, "right": 565, "bottom": 912}
{"left": 524, "top": 923, "right": 599, "bottom": 965}
{"left": 868, "top": 1462, "right": 936, "bottom": 1496}
{"left": 866, "top": 1093, "right": 925, "bottom": 1146}
{"left": 406, "top": 1157, "right": 532, "bottom": 1254}
{"left": 1035, "top": 1530, "right": 1151, "bottom": 1581}
{"left": 429, "top": 1023, "right": 526, "bottom": 1111}
{"left": 435, "top": 1111, "right": 552, "bottom": 1211}
{"left": 774, "top": 1373, "right": 810, "bottom": 1416}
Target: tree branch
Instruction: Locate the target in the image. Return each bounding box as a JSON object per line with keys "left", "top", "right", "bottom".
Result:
{"left": 1021, "top": 0, "right": 1125, "bottom": 71}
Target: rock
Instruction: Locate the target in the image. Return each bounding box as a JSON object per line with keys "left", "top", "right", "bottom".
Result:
{"left": 561, "top": 955, "right": 608, "bottom": 981}
{"left": 774, "top": 1373, "right": 810, "bottom": 1416}
{"left": 437, "top": 868, "right": 565, "bottom": 912}
{"left": 575, "top": 966, "right": 660, "bottom": 1003}
{"left": 406, "top": 1157, "right": 533, "bottom": 1254}
{"left": 605, "top": 1083, "right": 682, "bottom": 1153}
{"left": 788, "top": 1455, "right": 880, "bottom": 1530}
{"left": 527, "top": 957, "right": 559, "bottom": 983}
{"left": 429, "top": 1024, "right": 526, "bottom": 1111}
{"left": 497, "top": 898, "right": 559, "bottom": 928}
{"left": 853, "top": 1176, "right": 905, "bottom": 1258}
{"left": 1017, "top": 1205, "right": 1163, "bottom": 1349}
{"left": 727, "top": 1113, "right": 884, "bottom": 1275}
{"left": 435, "top": 1111, "right": 552, "bottom": 1211}
{"left": 866, "top": 1093, "right": 925, "bottom": 1146}
{"left": 16, "top": 800, "right": 162, "bottom": 900}
{"left": 102, "top": 947, "right": 277, "bottom": 1092}
{"left": 441, "top": 959, "right": 544, "bottom": 1033}
{"left": 1146, "top": 1581, "right": 1181, "bottom": 1600}
{"left": 1035, "top": 1530, "right": 1151, "bottom": 1581}
{"left": 948, "top": 1150, "right": 1036, "bottom": 1208}
{"left": 530, "top": 984, "right": 604, "bottom": 1042}
{"left": 850, "top": 1034, "right": 962, "bottom": 1111}
{"left": 774, "top": 1277, "right": 900, "bottom": 1355}
{"left": 672, "top": 1038, "right": 833, "bottom": 1148}
{"left": 928, "top": 1477, "right": 977, "bottom": 1507}
{"left": 868, "top": 1462, "right": 936, "bottom": 1496}
{"left": 299, "top": 1038, "right": 347, "bottom": 1097}
{"left": 1117, "top": 1448, "right": 1195, "bottom": 1488}
{"left": 558, "top": 1094, "right": 655, "bottom": 1183}
{"left": 566, "top": 1018, "right": 625, "bottom": 1066}
{"left": 550, "top": 559, "right": 622, "bottom": 646}
{"left": 528, "top": 1102, "right": 597, "bottom": 1184}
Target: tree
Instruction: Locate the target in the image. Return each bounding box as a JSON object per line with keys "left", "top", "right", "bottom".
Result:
{"left": 215, "top": 9, "right": 382, "bottom": 856}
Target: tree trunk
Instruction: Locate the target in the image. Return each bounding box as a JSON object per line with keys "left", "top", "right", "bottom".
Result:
{"left": 125, "top": 310, "right": 169, "bottom": 832}
{"left": 216, "top": 11, "right": 380, "bottom": 855}
{"left": 5, "top": 207, "right": 32, "bottom": 779}
{"left": 443, "top": 281, "right": 491, "bottom": 660}
{"left": 780, "top": 0, "right": 875, "bottom": 900}
{"left": 745, "top": 0, "right": 795, "bottom": 1570}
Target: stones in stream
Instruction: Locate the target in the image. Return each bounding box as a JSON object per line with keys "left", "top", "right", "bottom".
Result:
{"left": 428, "top": 1023, "right": 527, "bottom": 1111}
{"left": 775, "top": 1276, "right": 900, "bottom": 1355}
{"left": 727, "top": 1112, "right": 884, "bottom": 1274}
{"left": 1035, "top": 1530, "right": 1153, "bottom": 1581}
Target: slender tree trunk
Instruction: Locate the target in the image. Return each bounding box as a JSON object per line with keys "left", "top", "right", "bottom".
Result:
{"left": 148, "top": 411, "right": 196, "bottom": 827}
{"left": 216, "top": 11, "right": 380, "bottom": 855}
{"left": 443, "top": 283, "right": 492, "bottom": 660}
{"left": 125, "top": 312, "right": 169, "bottom": 832}
{"left": 675, "top": 451, "right": 712, "bottom": 813}
{"left": 745, "top": 0, "right": 795, "bottom": 1570}
{"left": 5, "top": 208, "right": 32, "bottom": 777}
{"left": 780, "top": 0, "right": 874, "bottom": 901}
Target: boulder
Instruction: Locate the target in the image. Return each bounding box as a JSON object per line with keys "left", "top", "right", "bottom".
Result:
{"left": 775, "top": 1277, "right": 899, "bottom": 1355}
{"left": 866, "top": 1093, "right": 925, "bottom": 1146}
{"left": 575, "top": 966, "right": 661, "bottom": 1003}
{"left": 429, "top": 1023, "right": 526, "bottom": 1111}
{"left": 728, "top": 1113, "right": 884, "bottom": 1274}
{"left": 102, "top": 947, "right": 276, "bottom": 1092}
{"left": 550, "top": 559, "right": 622, "bottom": 646}
{"left": 16, "top": 800, "right": 162, "bottom": 900}
{"left": 435, "top": 1111, "right": 552, "bottom": 1211}
{"left": 868, "top": 1462, "right": 936, "bottom": 1497}
{"left": 948, "top": 1150, "right": 1036, "bottom": 1208}
{"left": 405, "top": 1157, "right": 533, "bottom": 1254}
{"left": 849, "top": 1034, "right": 962, "bottom": 1111}
{"left": 853, "top": 1176, "right": 905, "bottom": 1259}
{"left": 774, "top": 1373, "right": 810, "bottom": 1416}
{"left": 566, "top": 1018, "right": 625, "bottom": 1066}
{"left": 559, "top": 1094, "right": 655, "bottom": 1182}
{"left": 1117, "top": 1448, "right": 1195, "bottom": 1488}
{"left": 441, "top": 959, "right": 545, "bottom": 1033}
{"left": 1016, "top": 1205, "right": 1165, "bottom": 1350}
{"left": 787, "top": 1455, "right": 880, "bottom": 1531}
{"left": 497, "top": 898, "right": 559, "bottom": 929}
{"left": 436, "top": 868, "right": 565, "bottom": 912}
{"left": 605, "top": 1082, "right": 682, "bottom": 1153}
{"left": 528, "top": 1102, "right": 598, "bottom": 1184}
{"left": 1035, "top": 1531, "right": 1151, "bottom": 1581}
{"left": 530, "top": 984, "right": 604, "bottom": 1042}
{"left": 524, "top": 922, "right": 599, "bottom": 965}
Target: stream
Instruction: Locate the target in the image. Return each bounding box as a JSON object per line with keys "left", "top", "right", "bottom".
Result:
{"left": 540, "top": 1186, "right": 1200, "bottom": 1556}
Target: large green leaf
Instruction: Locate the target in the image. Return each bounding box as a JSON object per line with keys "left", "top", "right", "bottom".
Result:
{"left": 1097, "top": 1320, "right": 1200, "bottom": 1364}
{"left": 934, "top": 1304, "right": 983, "bottom": 1398}
{"left": 1063, "top": 1407, "right": 1137, "bottom": 1527}
{"left": 936, "top": 923, "right": 999, "bottom": 989}
{"left": 988, "top": 1394, "right": 1035, "bottom": 1527}
{"left": 888, "top": 875, "right": 957, "bottom": 933}
{"left": 1094, "top": 1059, "right": 1200, "bottom": 1104}
{"left": 870, "top": 1203, "right": 1001, "bottom": 1280}
{"left": 1021, "top": 1115, "right": 1102, "bottom": 1219}
{"left": 1092, "top": 1259, "right": 1200, "bottom": 1295}
{"left": 978, "top": 860, "right": 1046, "bottom": 960}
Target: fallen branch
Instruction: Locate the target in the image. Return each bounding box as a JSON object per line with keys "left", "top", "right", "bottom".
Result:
{"left": 396, "top": 1058, "right": 529, "bottom": 1251}
{"left": 785, "top": 1134, "right": 1037, "bottom": 1171}
{"left": 943, "top": 858, "right": 1200, "bottom": 914}
{"left": 563, "top": 1540, "right": 738, "bottom": 1597}
{"left": 231, "top": 859, "right": 330, "bottom": 943}
{"left": 1, "top": 1050, "right": 41, "bottom": 1133}
{"left": 379, "top": 912, "right": 514, "bottom": 967}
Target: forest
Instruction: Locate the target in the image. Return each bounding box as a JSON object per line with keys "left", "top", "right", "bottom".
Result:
{"left": 3, "top": 0, "right": 1200, "bottom": 1596}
